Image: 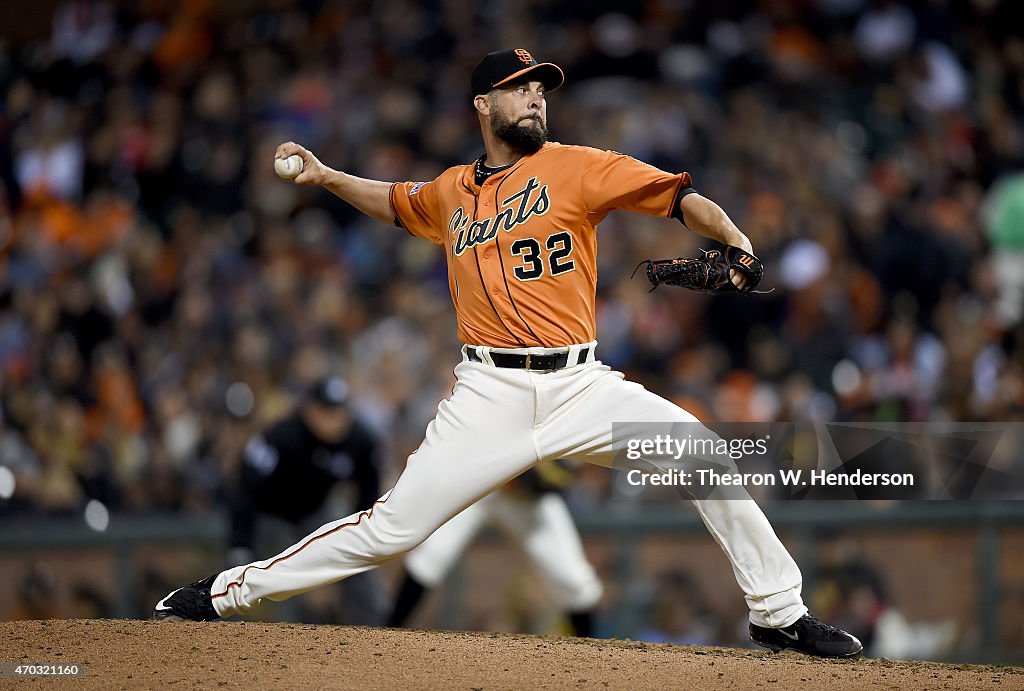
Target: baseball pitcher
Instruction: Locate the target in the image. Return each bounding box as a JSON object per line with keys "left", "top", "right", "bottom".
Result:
{"left": 154, "top": 49, "right": 862, "bottom": 658}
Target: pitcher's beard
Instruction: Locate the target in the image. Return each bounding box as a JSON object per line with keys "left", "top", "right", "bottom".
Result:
{"left": 493, "top": 116, "right": 547, "bottom": 154}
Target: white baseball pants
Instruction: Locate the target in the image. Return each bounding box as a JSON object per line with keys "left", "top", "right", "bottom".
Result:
{"left": 405, "top": 489, "right": 603, "bottom": 612}
{"left": 211, "top": 345, "right": 808, "bottom": 628}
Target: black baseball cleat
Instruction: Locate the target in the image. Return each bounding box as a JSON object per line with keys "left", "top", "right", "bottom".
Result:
{"left": 750, "top": 614, "right": 863, "bottom": 658}
{"left": 152, "top": 575, "right": 220, "bottom": 621}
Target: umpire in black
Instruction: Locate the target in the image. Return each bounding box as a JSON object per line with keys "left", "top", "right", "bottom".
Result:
{"left": 226, "top": 376, "right": 384, "bottom": 625}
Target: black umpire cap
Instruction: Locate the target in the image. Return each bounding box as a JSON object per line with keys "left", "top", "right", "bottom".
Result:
{"left": 309, "top": 376, "right": 349, "bottom": 408}
{"left": 471, "top": 49, "right": 565, "bottom": 96}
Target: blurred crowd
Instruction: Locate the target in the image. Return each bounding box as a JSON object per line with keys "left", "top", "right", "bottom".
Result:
{"left": 1, "top": 0, "right": 1023, "bottom": 520}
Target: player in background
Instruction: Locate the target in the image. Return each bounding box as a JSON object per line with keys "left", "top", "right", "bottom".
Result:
{"left": 154, "top": 48, "right": 862, "bottom": 659}
{"left": 225, "top": 377, "right": 385, "bottom": 625}
{"left": 388, "top": 461, "right": 602, "bottom": 637}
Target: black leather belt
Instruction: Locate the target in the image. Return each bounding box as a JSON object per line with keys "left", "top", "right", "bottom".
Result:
{"left": 467, "top": 347, "right": 591, "bottom": 371}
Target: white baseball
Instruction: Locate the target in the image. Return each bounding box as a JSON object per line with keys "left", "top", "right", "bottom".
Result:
{"left": 274, "top": 154, "right": 303, "bottom": 180}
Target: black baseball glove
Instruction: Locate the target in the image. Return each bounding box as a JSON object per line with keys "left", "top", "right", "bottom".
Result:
{"left": 634, "top": 246, "right": 765, "bottom": 294}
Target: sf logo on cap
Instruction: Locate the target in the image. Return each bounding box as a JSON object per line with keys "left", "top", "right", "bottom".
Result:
{"left": 514, "top": 49, "right": 533, "bottom": 64}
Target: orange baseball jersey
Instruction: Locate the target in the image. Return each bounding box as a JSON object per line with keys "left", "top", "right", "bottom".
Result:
{"left": 389, "top": 142, "right": 692, "bottom": 348}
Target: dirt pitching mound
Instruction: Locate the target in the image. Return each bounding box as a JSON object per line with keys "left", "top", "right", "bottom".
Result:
{"left": 2, "top": 620, "right": 1021, "bottom": 690}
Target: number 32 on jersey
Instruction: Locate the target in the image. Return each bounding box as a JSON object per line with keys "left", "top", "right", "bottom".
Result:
{"left": 510, "top": 231, "right": 576, "bottom": 281}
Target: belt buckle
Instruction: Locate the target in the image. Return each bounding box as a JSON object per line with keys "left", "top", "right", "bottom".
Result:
{"left": 524, "top": 354, "right": 532, "bottom": 370}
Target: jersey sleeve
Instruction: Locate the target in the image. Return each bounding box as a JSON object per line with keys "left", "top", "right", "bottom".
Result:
{"left": 579, "top": 148, "right": 693, "bottom": 218}
{"left": 390, "top": 179, "right": 445, "bottom": 244}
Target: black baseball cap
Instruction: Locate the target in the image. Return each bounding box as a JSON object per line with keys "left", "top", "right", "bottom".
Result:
{"left": 471, "top": 49, "right": 565, "bottom": 96}
{"left": 309, "top": 376, "right": 349, "bottom": 408}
